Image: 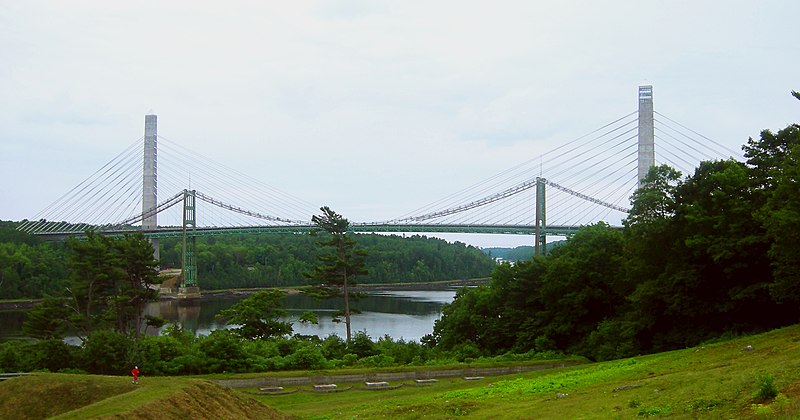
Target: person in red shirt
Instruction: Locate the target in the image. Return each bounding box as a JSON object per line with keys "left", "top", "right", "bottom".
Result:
{"left": 131, "top": 366, "right": 140, "bottom": 384}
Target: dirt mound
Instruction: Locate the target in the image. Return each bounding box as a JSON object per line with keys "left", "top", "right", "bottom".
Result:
{"left": 115, "top": 381, "right": 289, "bottom": 420}
{"left": 0, "top": 374, "right": 133, "bottom": 419}
{"left": 0, "top": 374, "right": 289, "bottom": 419}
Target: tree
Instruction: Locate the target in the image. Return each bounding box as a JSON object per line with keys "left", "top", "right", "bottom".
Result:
{"left": 745, "top": 124, "right": 800, "bottom": 309}
{"left": 113, "top": 234, "right": 160, "bottom": 338}
{"left": 22, "top": 296, "right": 70, "bottom": 339}
{"left": 215, "top": 290, "right": 293, "bottom": 340}
{"left": 305, "top": 207, "right": 368, "bottom": 343}
{"left": 39, "top": 232, "right": 160, "bottom": 340}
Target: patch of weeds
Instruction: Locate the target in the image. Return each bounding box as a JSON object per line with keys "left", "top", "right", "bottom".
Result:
{"left": 754, "top": 373, "right": 778, "bottom": 401}
{"left": 443, "top": 401, "right": 474, "bottom": 417}
{"left": 774, "top": 393, "right": 791, "bottom": 406}
{"left": 751, "top": 403, "right": 774, "bottom": 417}
{"left": 687, "top": 398, "right": 725, "bottom": 412}
{"left": 628, "top": 399, "right": 642, "bottom": 409}
{"left": 751, "top": 393, "right": 792, "bottom": 418}
{"left": 636, "top": 405, "right": 672, "bottom": 417}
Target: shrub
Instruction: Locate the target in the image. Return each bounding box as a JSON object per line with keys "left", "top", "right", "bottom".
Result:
{"left": 356, "top": 354, "right": 396, "bottom": 368}
{"left": 286, "top": 344, "right": 328, "bottom": 370}
{"left": 320, "top": 334, "right": 347, "bottom": 360}
{"left": 80, "top": 330, "right": 133, "bottom": 375}
{"left": 26, "top": 339, "right": 79, "bottom": 372}
{"left": 754, "top": 373, "right": 778, "bottom": 401}
{"left": 348, "top": 331, "right": 376, "bottom": 358}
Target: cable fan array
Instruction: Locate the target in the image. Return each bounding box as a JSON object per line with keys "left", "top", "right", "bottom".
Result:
{"left": 389, "top": 112, "right": 640, "bottom": 228}
{"left": 388, "top": 111, "right": 743, "bottom": 228}
{"left": 19, "top": 135, "right": 317, "bottom": 234}
{"left": 18, "top": 110, "right": 742, "bottom": 236}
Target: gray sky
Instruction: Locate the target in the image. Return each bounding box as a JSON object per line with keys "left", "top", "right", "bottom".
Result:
{"left": 1, "top": 1, "right": 798, "bottom": 247}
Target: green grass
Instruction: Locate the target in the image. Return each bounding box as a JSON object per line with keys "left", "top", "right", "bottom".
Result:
{"left": 244, "top": 324, "right": 800, "bottom": 419}
{"left": 3, "top": 324, "right": 800, "bottom": 418}
{"left": 0, "top": 374, "right": 288, "bottom": 419}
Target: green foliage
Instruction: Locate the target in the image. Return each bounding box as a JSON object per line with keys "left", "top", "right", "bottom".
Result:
{"left": 79, "top": 329, "right": 134, "bottom": 375}
{"left": 347, "top": 330, "right": 377, "bottom": 358}
{"left": 431, "top": 223, "right": 627, "bottom": 359}
{"left": 286, "top": 342, "right": 329, "bottom": 370}
{"left": 0, "top": 222, "right": 68, "bottom": 299}
{"left": 197, "top": 330, "right": 248, "bottom": 372}
{"left": 431, "top": 123, "right": 800, "bottom": 360}
{"left": 754, "top": 372, "right": 778, "bottom": 401}
{"left": 156, "top": 232, "right": 494, "bottom": 291}
{"left": 1, "top": 225, "right": 494, "bottom": 300}
{"left": 746, "top": 125, "right": 800, "bottom": 306}
{"left": 22, "top": 297, "right": 70, "bottom": 339}
{"left": 306, "top": 206, "right": 368, "bottom": 343}
{"left": 215, "top": 289, "right": 293, "bottom": 340}
{"left": 48, "top": 232, "right": 160, "bottom": 339}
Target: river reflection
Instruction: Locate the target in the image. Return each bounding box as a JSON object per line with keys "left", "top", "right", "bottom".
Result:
{"left": 144, "top": 289, "right": 456, "bottom": 342}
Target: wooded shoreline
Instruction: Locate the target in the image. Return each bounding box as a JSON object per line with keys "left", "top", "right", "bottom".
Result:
{"left": 0, "top": 278, "right": 489, "bottom": 311}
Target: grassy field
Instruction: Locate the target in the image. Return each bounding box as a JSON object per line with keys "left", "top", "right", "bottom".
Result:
{"left": 244, "top": 324, "right": 800, "bottom": 419}
{"left": 2, "top": 324, "right": 800, "bottom": 418}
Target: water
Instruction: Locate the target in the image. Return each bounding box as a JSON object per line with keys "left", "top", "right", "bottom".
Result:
{"left": 1, "top": 289, "right": 456, "bottom": 343}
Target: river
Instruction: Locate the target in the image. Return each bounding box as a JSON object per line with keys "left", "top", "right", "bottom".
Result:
{"left": 0, "top": 289, "right": 457, "bottom": 343}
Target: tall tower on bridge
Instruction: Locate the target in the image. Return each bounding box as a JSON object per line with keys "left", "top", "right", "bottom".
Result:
{"left": 143, "top": 114, "right": 159, "bottom": 260}
{"left": 637, "top": 85, "right": 655, "bottom": 187}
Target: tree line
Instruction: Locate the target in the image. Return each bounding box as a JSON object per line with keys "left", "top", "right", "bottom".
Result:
{"left": 157, "top": 231, "right": 494, "bottom": 290}
{"left": 427, "top": 122, "right": 800, "bottom": 361}
{"left": 0, "top": 225, "right": 494, "bottom": 299}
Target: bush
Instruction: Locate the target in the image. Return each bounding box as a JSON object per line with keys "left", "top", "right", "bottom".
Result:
{"left": 197, "top": 330, "right": 248, "bottom": 372}
{"left": 356, "top": 354, "right": 396, "bottom": 368}
{"left": 348, "top": 331, "right": 377, "bottom": 358}
{"left": 0, "top": 340, "right": 25, "bottom": 372}
{"left": 375, "top": 335, "right": 428, "bottom": 365}
{"left": 320, "top": 335, "right": 347, "bottom": 360}
{"left": 80, "top": 330, "right": 133, "bottom": 375}
{"left": 286, "top": 344, "right": 328, "bottom": 370}
{"left": 754, "top": 373, "right": 778, "bottom": 401}
{"left": 26, "top": 339, "right": 79, "bottom": 372}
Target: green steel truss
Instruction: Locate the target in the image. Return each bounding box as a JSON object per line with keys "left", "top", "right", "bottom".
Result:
{"left": 135, "top": 223, "right": 585, "bottom": 238}
{"left": 35, "top": 223, "right": 590, "bottom": 240}
{"left": 181, "top": 190, "right": 197, "bottom": 287}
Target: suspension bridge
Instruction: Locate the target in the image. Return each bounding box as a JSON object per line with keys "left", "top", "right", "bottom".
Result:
{"left": 16, "top": 86, "right": 742, "bottom": 297}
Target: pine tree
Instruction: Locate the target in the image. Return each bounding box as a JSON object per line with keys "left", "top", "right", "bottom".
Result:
{"left": 306, "top": 207, "right": 367, "bottom": 343}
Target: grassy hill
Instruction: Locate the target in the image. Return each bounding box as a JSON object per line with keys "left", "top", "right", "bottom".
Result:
{"left": 246, "top": 324, "right": 800, "bottom": 418}
{"left": 0, "top": 374, "right": 288, "bottom": 419}
{"left": 2, "top": 324, "right": 800, "bottom": 418}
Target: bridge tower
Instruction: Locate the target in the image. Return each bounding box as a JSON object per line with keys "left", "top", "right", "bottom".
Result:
{"left": 178, "top": 189, "right": 201, "bottom": 299}
{"left": 143, "top": 114, "right": 159, "bottom": 260}
{"left": 637, "top": 85, "right": 655, "bottom": 187}
{"left": 534, "top": 177, "right": 546, "bottom": 256}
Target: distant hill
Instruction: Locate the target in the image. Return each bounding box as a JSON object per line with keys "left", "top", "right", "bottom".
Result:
{"left": 483, "top": 241, "right": 566, "bottom": 262}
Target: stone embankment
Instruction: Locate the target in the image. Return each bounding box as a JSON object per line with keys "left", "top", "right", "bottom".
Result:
{"left": 214, "top": 363, "right": 573, "bottom": 389}
{"left": 0, "top": 300, "right": 37, "bottom": 310}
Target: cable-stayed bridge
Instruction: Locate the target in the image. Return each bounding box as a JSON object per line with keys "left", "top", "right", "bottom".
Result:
{"left": 17, "top": 86, "right": 742, "bottom": 295}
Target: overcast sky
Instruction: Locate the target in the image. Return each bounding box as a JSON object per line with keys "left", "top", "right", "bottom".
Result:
{"left": 1, "top": 1, "right": 798, "bottom": 247}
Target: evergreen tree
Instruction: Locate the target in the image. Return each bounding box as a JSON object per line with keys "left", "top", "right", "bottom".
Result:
{"left": 28, "top": 232, "right": 160, "bottom": 340}
{"left": 305, "top": 207, "right": 367, "bottom": 343}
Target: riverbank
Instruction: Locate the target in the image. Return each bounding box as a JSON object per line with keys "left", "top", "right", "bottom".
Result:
{"left": 172, "top": 278, "right": 489, "bottom": 301}
{"left": 0, "top": 300, "right": 38, "bottom": 310}
{"left": 0, "top": 279, "right": 488, "bottom": 309}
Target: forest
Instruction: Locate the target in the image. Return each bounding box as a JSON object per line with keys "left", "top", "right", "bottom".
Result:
{"left": 0, "top": 224, "right": 494, "bottom": 299}
{"left": 427, "top": 123, "right": 800, "bottom": 361}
